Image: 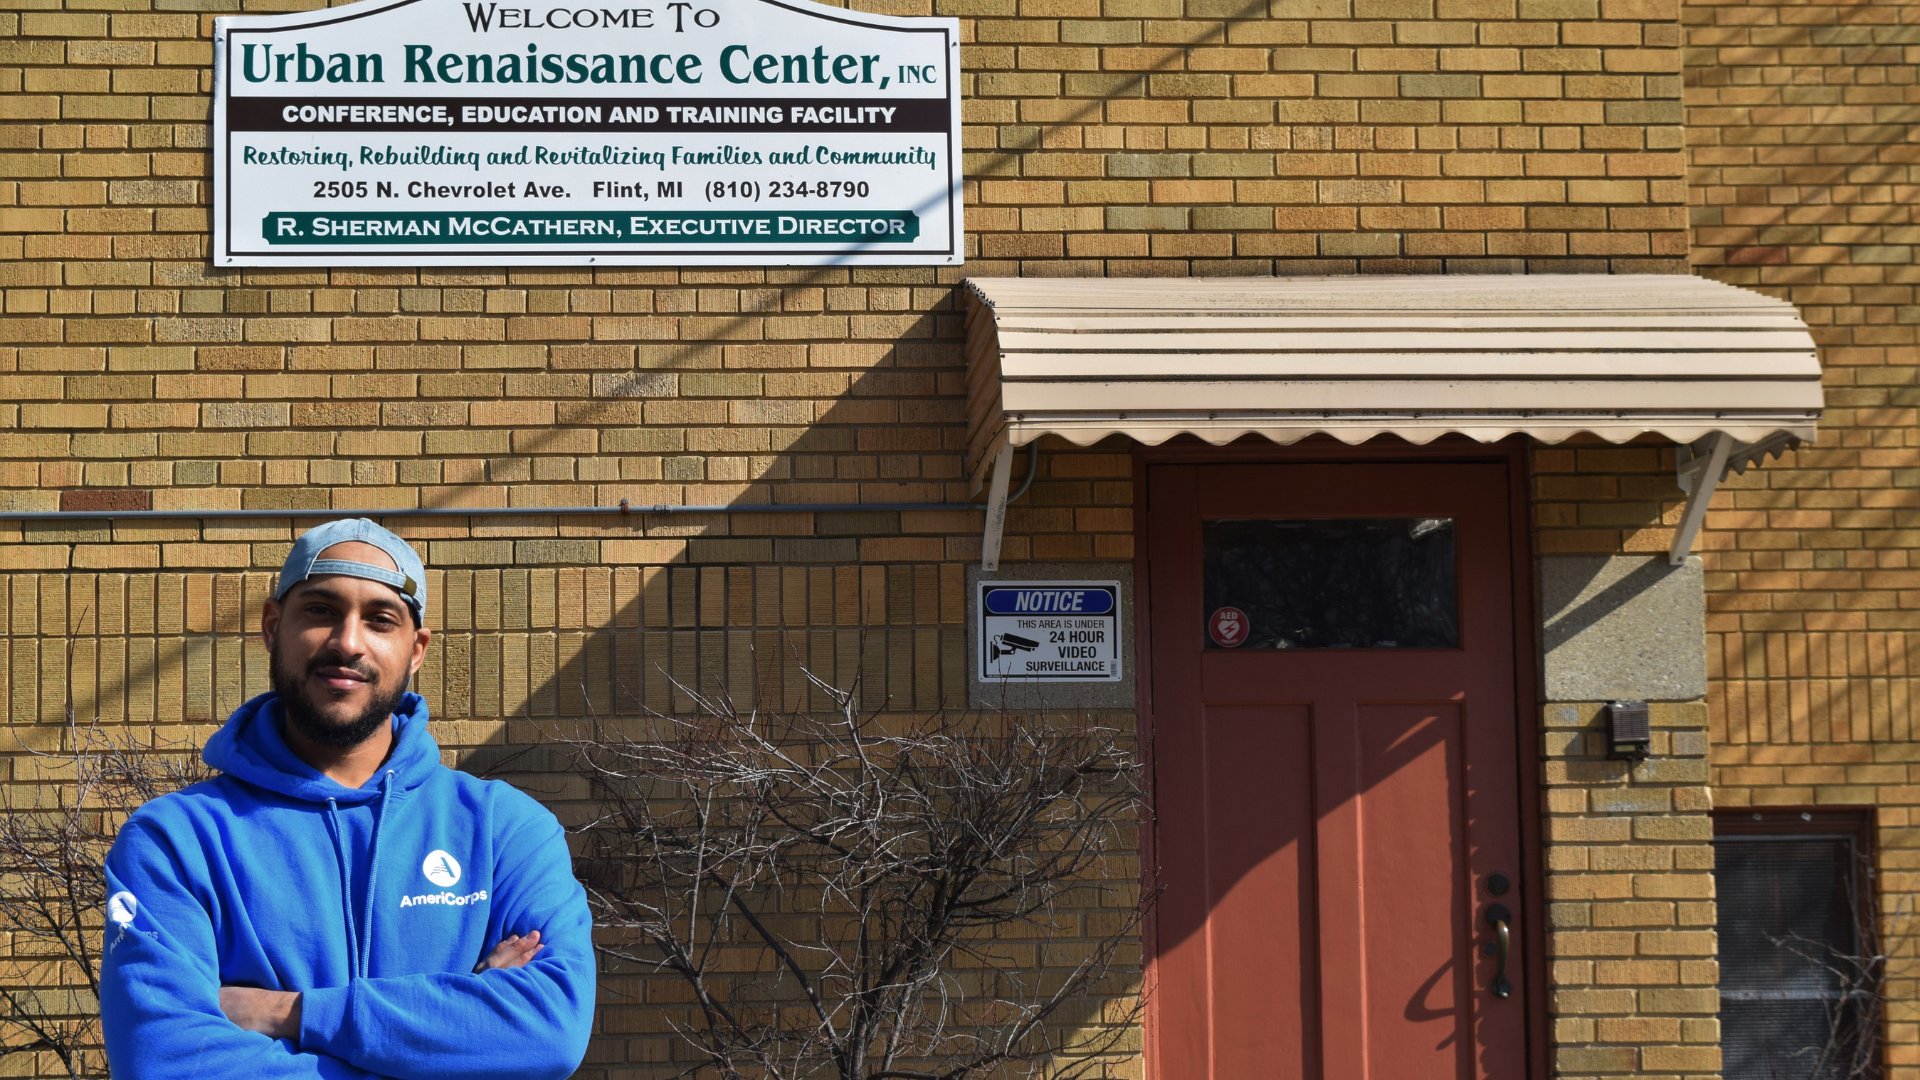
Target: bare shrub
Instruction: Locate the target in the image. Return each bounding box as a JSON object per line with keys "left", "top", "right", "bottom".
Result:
{"left": 563, "top": 667, "right": 1146, "bottom": 1080}
{"left": 0, "top": 717, "right": 208, "bottom": 1078}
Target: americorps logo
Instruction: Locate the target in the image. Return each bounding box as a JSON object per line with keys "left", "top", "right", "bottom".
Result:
{"left": 108, "top": 891, "right": 139, "bottom": 926}
{"left": 401, "top": 849, "right": 489, "bottom": 910}
{"left": 422, "top": 849, "right": 462, "bottom": 888}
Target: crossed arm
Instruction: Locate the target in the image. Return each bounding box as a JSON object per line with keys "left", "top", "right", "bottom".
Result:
{"left": 217, "top": 932, "right": 547, "bottom": 1041}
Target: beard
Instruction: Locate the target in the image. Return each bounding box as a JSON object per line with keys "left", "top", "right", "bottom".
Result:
{"left": 269, "top": 638, "right": 406, "bottom": 749}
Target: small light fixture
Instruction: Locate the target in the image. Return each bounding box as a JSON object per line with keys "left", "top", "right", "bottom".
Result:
{"left": 1607, "top": 700, "right": 1650, "bottom": 761}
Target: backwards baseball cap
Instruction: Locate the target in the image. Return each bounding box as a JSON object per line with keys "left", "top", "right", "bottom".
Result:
{"left": 275, "top": 518, "right": 427, "bottom": 625}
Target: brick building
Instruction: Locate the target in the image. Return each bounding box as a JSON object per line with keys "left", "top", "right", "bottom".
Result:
{"left": 0, "top": 0, "right": 1915, "bottom": 1073}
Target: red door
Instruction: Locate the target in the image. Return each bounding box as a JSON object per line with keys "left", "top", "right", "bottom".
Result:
{"left": 1146, "top": 461, "right": 1530, "bottom": 1080}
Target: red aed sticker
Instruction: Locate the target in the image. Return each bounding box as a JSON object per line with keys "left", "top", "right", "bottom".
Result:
{"left": 1209, "top": 607, "right": 1249, "bottom": 648}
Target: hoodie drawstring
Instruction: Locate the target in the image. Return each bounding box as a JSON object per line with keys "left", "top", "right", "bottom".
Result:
{"left": 327, "top": 773, "right": 397, "bottom": 982}
{"left": 323, "top": 798, "right": 360, "bottom": 975}
{"left": 357, "top": 770, "right": 397, "bottom": 980}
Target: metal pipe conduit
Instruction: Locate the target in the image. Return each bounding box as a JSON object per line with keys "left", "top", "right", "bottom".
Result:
{"left": 0, "top": 500, "right": 986, "bottom": 522}
{"left": 3, "top": 450, "right": 1040, "bottom": 524}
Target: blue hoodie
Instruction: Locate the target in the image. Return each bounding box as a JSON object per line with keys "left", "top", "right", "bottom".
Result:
{"left": 101, "top": 692, "right": 596, "bottom": 1080}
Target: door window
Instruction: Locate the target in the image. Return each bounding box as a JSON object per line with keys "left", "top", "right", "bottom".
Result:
{"left": 1201, "top": 518, "right": 1458, "bottom": 649}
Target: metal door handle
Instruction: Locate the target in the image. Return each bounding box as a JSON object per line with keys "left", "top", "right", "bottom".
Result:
{"left": 1485, "top": 903, "right": 1512, "bottom": 999}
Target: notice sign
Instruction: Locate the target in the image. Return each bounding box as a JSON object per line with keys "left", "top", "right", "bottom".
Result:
{"left": 977, "top": 582, "right": 1122, "bottom": 684}
{"left": 211, "top": 0, "right": 961, "bottom": 265}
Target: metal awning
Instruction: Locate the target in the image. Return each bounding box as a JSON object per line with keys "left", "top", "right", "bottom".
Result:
{"left": 963, "top": 274, "right": 1825, "bottom": 568}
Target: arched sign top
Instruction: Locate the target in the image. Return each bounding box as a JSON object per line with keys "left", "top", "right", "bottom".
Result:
{"left": 212, "top": 0, "right": 961, "bottom": 266}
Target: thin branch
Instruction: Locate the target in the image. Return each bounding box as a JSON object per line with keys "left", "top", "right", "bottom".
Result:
{"left": 557, "top": 655, "right": 1149, "bottom": 1080}
{"left": 0, "top": 714, "right": 206, "bottom": 1079}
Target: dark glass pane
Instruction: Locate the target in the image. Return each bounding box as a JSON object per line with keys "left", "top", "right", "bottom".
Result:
{"left": 1201, "top": 518, "right": 1458, "bottom": 650}
{"left": 1722, "top": 1001, "right": 1840, "bottom": 1080}
{"left": 1717, "top": 837, "right": 1852, "bottom": 992}
{"left": 1716, "top": 835, "right": 1863, "bottom": 1080}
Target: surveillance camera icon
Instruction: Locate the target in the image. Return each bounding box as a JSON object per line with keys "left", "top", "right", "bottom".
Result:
{"left": 989, "top": 633, "right": 1039, "bottom": 663}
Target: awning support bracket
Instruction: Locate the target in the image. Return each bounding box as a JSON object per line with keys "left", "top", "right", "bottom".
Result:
{"left": 1670, "top": 430, "right": 1801, "bottom": 565}
{"left": 979, "top": 439, "right": 1039, "bottom": 572}
{"left": 1670, "top": 433, "right": 1733, "bottom": 566}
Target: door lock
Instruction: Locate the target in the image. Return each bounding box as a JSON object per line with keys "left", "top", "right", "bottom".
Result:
{"left": 1485, "top": 903, "right": 1512, "bottom": 1000}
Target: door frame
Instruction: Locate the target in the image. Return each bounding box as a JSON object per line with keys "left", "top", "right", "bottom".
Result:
{"left": 1131, "top": 434, "right": 1548, "bottom": 1080}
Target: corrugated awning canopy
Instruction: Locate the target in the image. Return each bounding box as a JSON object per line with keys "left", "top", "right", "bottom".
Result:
{"left": 962, "top": 274, "right": 1823, "bottom": 480}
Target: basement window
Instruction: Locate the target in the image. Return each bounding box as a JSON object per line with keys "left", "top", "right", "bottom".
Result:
{"left": 1714, "top": 809, "right": 1878, "bottom": 1080}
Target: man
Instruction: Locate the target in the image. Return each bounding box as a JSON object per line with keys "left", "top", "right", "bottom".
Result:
{"left": 101, "top": 518, "right": 595, "bottom": 1080}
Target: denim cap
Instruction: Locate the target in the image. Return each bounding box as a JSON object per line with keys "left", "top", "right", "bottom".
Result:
{"left": 275, "top": 518, "right": 427, "bottom": 625}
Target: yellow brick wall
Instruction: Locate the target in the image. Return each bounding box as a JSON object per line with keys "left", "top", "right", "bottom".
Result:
{"left": 0, "top": 565, "right": 972, "bottom": 729}
{"left": 0, "top": 0, "right": 1689, "bottom": 530}
{"left": 1528, "top": 438, "right": 1687, "bottom": 556}
{"left": 1515, "top": 0, "right": 1920, "bottom": 1070}
{"left": 1542, "top": 701, "right": 1719, "bottom": 1080}
{"left": 1682, "top": 0, "right": 1920, "bottom": 1071}
{"left": 961, "top": 0, "right": 1689, "bottom": 272}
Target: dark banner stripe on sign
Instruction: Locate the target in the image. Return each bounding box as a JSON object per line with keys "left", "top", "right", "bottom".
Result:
{"left": 260, "top": 210, "right": 922, "bottom": 244}
{"left": 983, "top": 587, "right": 1117, "bottom": 616}
{"left": 229, "top": 97, "right": 949, "bottom": 133}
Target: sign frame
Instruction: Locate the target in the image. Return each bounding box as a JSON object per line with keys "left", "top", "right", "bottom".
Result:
{"left": 211, "top": 0, "right": 963, "bottom": 266}
{"left": 975, "top": 580, "right": 1124, "bottom": 685}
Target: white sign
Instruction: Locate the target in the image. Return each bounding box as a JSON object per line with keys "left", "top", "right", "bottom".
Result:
{"left": 212, "top": 0, "right": 961, "bottom": 266}
{"left": 977, "top": 581, "right": 1122, "bottom": 684}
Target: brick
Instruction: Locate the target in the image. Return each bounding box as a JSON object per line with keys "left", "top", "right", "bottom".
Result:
{"left": 431, "top": 541, "right": 516, "bottom": 565}
{"left": 72, "top": 545, "right": 162, "bottom": 569}
{"left": 0, "top": 546, "right": 70, "bottom": 570}
{"left": 21, "top": 404, "right": 109, "bottom": 429}
{"left": 60, "top": 489, "right": 151, "bottom": 512}
{"left": 601, "top": 539, "right": 690, "bottom": 564}
{"left": 161, "top": 544, "right": 251, "bottom": 568}
{"left": 203, "top": 403, "right": 289, "bottom": 429}
{"left": 1107, "top": 153, "right": 1191, "bottom": 177}
{"left": 1401, "top": 73, "right": 1481, "bottom": 97}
